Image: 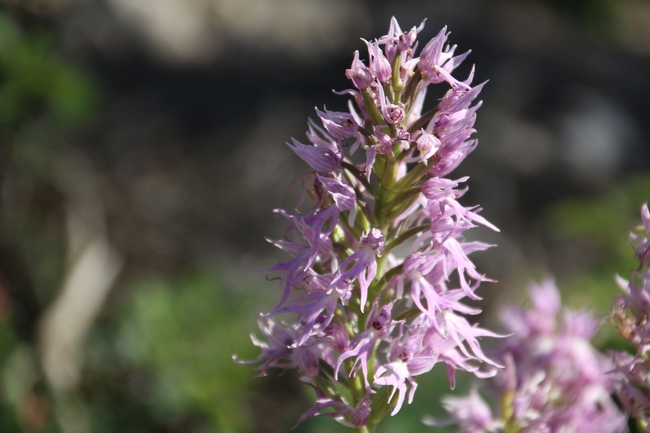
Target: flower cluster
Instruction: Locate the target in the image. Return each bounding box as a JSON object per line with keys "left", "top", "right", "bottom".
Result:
{"left": 611, "top": 204, "right": 650, "bottom": 428}
{"left": 439, "top": 280, "right": 626, "bottom": 433}
{"left": 238, "top": 17, "right": 501, "bottom": 431}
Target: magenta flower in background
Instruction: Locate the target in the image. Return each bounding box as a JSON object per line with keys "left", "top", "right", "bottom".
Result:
{"left": 237, "top": 17, "right": 501, "bottom": 432}
{"left": 438, "top": 279, "right": 626, "bottom": 433}
{"left": 611, "top": 203, "right": 650, "bottom": 429}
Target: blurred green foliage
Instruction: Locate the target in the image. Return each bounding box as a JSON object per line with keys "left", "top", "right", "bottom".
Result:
{"left": 0, "top": 10, "right": 95, "bottom": 433}
{"left": 544, "top": 174, "right": 650, "bottom": 348}
{"left": 543, "top": 0, "right": 614, "bottom": 21}
{"left": 84, "top": 271, "right": 261, "bottom": 433}
{"left": 0, "top": 8, "right": 100, "bottom": 307}
{"left": 0, "top": 11, "right": 98, "bottom": 129}
{"left": 0, "top": 306, "right": 22, "bottom": 432}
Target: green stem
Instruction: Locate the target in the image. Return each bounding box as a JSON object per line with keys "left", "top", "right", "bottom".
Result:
{"left": 385, "top": 224, "right": 429, "bottom": 252}
{"left": 373, "top": 155, "right": 386, "bottom": 182}
{"left": 383, "top": 82, "right": 395, "bottom": 106}
{"left": 362, "top": 90, "right": 386, "bottom": 126}
{"left": 502, "top": 389, "right": 521, "bottom": 433}
{"left": 374, "top": 185, "right": 388, "bottom": 232}
{"left": 339, "top": 211, "right": 363, "bottom": 240}
{"left": 383, "top": 187, "right": 422, "bottom": 223}
{"left": 407, "top": 106, "right": 439, "bottom": 134}
{"left": 390, "top": 50, "right": 402, "bottom": 96}
{"left": 393, "top": 162, "right": 429, "bottom": 191}
{"left": 358, "top": 201, "right": 378, "bottom": 228}
{"left": 343, "top": 162, "right": 378, "bottom": 197}
{"left": 346, "top": 359, "right": 365, "bottom": 404}
{"left": 393, "top": 307, "right": 423, "bottom": 322}
{"left": 367, "top": 264, "right": 403, "bottom": 302}
{"left": 401, "top": 74, "right": 420, "bottom": 109}
{"left": 382, "top": 152, "right": 398, "bottom": 190}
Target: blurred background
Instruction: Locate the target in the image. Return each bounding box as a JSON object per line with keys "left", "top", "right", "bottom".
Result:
{"left": 0, "top": 0, "right": 649, "bottom": 432}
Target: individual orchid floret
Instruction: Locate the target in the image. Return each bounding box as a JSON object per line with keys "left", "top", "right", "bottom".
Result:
{"left": 396, "top": 19, "right": 426, "bottom": 51}
{"left": 382, "top": 101, "right": 406, "bottom": 125}
{"left": 269, "top": 277, "right": 349, "bottom": 347}
{"left": 317, "top": 174, "right": 358, "bottom": 226}
{"left": 415, "top": 130, "right": 441, "bottom": 164}
{"left": 430, "top": 137, "right": 478, "bottom": 178}
{"left": 316, "top": 107, "right": 360, "bottom": 140}
{"left": 364, "top": 39, "right": 392, "bottom": 84}
{"left": 417, "top": 86, "right": 483, "bottom": 178}
{"left": 610, "top": 203, "right": 650, "bottom": 428}
{"left": 438, "top": 81, "right": 486, "bottom": 114}
{"left": 241, "top": 17, "right": 499, "bottom": 432}
{"left": 375, "top": 84, "right": 405, "bottom": 125}
{"left": 335, "top": 301, "right": 395, "bottom": 387}
{"left": 440, "top": 280, "right": 626, "bottom": 433}
{"left": 264, "top": 206, "right": 336, "bottom": 282}
{"left": 374, "top": 318, "right": 441, "bottom": 416}
{"left": 378, "top": 17, "right": 426, "bottom": 63}
{"left": 329, "top": 228, "right": 385, "bottom": 311}
{"left": 442, "top": 312, "right": 504, "bottom": 369}
{"left": 346, "top": 50, "right": 374, "bottom": 90}
{"left": 235, "top": 314, "right": 323, "bottom": 378}
{"left": 418, "top": 26, "right": 471, "bottom": 89}
{"left": 376, "top": 312, "right": 501, "bottom": 417}
{"left": 403, "top": 251, "right": 480, "bottom": 333}
{"left": 287, "top": 137, "right": 341, "bottom": 173}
